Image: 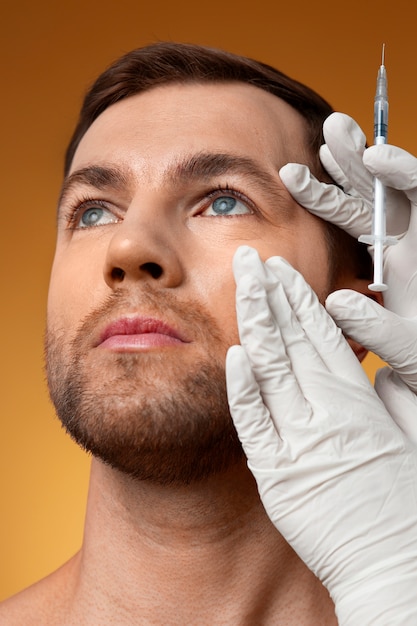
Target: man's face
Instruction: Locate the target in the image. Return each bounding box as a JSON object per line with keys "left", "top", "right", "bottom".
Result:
{"left": 47, "top": 82, "right": 330, "bottom": 484}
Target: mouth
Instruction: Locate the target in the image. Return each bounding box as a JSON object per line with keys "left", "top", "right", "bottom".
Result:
{"left": 97, "top": 316, "right": 190, "bottom": 351}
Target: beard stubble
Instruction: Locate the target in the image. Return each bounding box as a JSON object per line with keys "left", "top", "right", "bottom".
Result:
{"left": 45, "top": 287, "right": 245, "bottom": 486}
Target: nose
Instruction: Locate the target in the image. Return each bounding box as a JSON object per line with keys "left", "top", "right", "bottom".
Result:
{"left": 103, "top": 208, "right": 184, "bottom": 290}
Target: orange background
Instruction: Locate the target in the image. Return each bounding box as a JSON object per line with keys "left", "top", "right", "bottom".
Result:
{"left": 1, "top": 0, "right": 416, "bottom": 600}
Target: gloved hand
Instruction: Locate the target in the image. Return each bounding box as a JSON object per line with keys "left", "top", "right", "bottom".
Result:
{"left": 226, "top": 245, "right": 417, "bottom": 625}
{"left": 279, "top": 112, "right": 417, "bottom": 440}
{"left": 325, "top": 289, "right": 417, "bottom": 446}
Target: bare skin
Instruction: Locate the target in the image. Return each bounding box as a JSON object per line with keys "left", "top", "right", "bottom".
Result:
{"left": 0, "top": 461, "right": 337, "bottom": 625}
{"left": 0, "top": 82, "right": 363, "bottom": 624}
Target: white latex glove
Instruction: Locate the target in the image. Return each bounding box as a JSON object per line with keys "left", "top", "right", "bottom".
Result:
{"left": 226, "top": 246, "right": 417, "bottom": 625}
{"left": 279, "top": 112, "right": 417, "bottom": 439}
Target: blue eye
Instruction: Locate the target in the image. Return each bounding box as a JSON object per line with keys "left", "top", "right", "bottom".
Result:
{"left": 213, "top": 197, "right": 237, "bottom": 214}
{"left": 76, "top": 205, "right": 119, "bottom": 228}
{"left": 81, "top": 208, "right": 104, "bottom": 226}
{"left": 202, "top": 195, "right": 252, "bottom": 216}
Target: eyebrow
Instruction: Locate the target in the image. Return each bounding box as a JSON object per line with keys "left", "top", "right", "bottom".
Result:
{"left": 58, "top": 152, "right": 286, "bottom": 209}
{"left": 58, "top": 165, "right": 132, "bottom": 208}
{"left": 167, "top": 152, "right": 285, "bottom": 198}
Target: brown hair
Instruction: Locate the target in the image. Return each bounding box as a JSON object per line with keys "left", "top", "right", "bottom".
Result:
{"left": 64, "top": 42, "right": 334, "bottom": 176}
{"left": 64, "top": 41, "right": 371, "bottom": 282}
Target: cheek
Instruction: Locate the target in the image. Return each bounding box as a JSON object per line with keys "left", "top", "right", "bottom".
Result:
{"left": 185, "top": 252, "right": 241, "bottom": 345}
{"left": 296, "top": 218, "right": 331, "bottom": 300}
{"left": 258, "top": 212, "right": 331, "bottom": 302}
{"left": 185, "top": 214, "right": 331, "bottom": 346}
{"left": 47, "top": 245, "right": 109, "bottom": 336}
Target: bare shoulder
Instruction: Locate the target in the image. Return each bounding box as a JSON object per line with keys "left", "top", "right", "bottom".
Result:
{"left": 0, "top": 554, "right": 80, "bottom": 626}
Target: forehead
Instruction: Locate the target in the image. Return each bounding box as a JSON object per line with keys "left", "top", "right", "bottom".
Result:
{"left": 71, "top": 82, "right": 309, "bottom": 177}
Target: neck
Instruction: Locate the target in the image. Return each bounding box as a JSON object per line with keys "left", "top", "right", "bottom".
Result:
{"left": 66, "top": 459, "right": 336, "bottom": 625}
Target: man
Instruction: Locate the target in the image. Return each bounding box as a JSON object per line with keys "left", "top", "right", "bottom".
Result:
{"left": 1, "top": 42, "right": 416, "bottom": 624}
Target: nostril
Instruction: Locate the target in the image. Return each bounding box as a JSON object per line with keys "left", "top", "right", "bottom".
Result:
{"left": 140, "top": 262, "right": 163, "bottom": 279}
{"left": 111, "top": 267, "right": 125, "bottom": 282}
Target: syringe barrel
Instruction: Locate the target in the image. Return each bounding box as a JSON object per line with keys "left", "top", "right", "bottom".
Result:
{"left": 374, "top": 66, "right": 388, "bottom": 140}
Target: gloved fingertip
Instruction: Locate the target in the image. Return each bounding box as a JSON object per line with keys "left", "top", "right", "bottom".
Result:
{"left": 226, "top": 344, "right": 252, "bottom": 388}
{"left": 279, "top": 162, "right": 311, "bottom": 188}
{"left": 325, "top": 289, "right": 367, "bottom": 316}
{"left": 232, "top": 245, "right": 262, "bottom": 279}
{"left": 233, "top": 244, "right": 258, "bottom": 263}
{"left": 326, "top": 290, "right": 387, "bottom": 330}
{"left": 265, "top": 255, "right": 292, "bottom": 271}
{"left": 323, "top": 111, "right": 356, "bottom": 133}
{"left": 323, "top": 111, "right": 357, "bottom": 128}
{"left": 323, "top": 112, "right": 366, "bottom": 152}
{"left": 362, "top": 146, "right": 381, "bottom": 177}
{"left": 226, "top": 344, "right": 244, "bottom": 367}
{"left": 363, "top": 145, "right": 417, "bottom": 191}
{"left": 225, "top": 345, "right": 256, "bottom": 407}
{"left": 319, "top": 143, "right": 331, "bottom": 161}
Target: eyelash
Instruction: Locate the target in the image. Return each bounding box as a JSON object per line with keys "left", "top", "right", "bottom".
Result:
{"left": 63, "top": 197, "right": 116, "bottom": 229}
{"left": 201, "top": 185, "right": 255, "bottom": 215}
{"left": 62, "top": 184, "right": 256, "bottom": 229}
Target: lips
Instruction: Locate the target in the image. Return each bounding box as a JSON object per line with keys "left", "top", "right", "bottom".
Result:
{"left": 97, "top": 316, "right": 190, "bottom": 350}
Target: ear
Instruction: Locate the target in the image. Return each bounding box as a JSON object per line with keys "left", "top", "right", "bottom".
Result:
{"left": 337, "top": 277, "right": 384, "bottom": 362}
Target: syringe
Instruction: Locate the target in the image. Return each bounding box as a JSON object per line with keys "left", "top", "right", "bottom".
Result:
{"left": 359, "top": 44, "right": 397, "bottom": 291}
